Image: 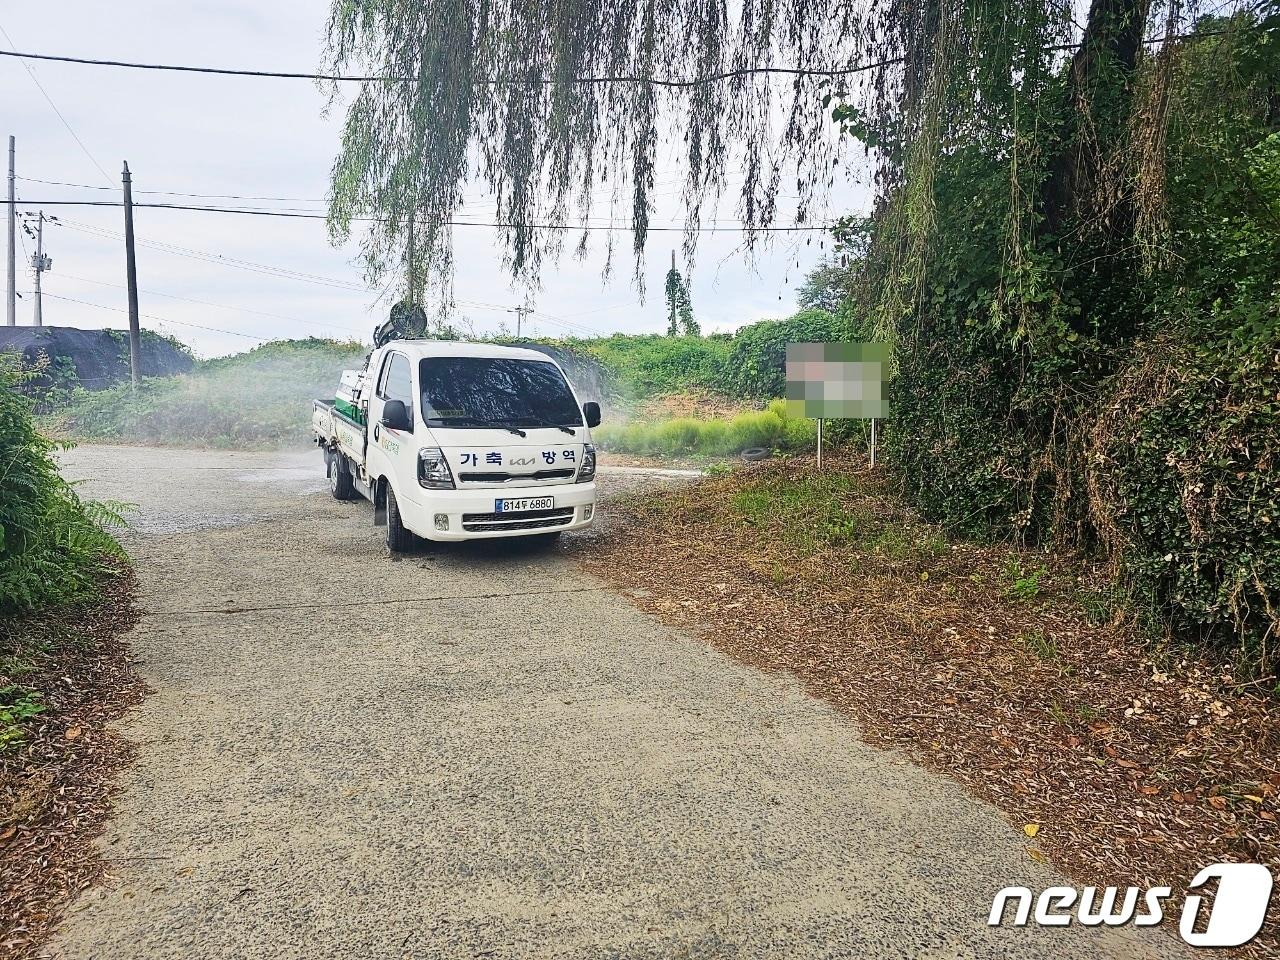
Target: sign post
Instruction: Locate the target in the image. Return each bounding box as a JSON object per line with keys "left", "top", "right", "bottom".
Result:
{"left": 785, "top": 342, "right": 889, "bottom": 470}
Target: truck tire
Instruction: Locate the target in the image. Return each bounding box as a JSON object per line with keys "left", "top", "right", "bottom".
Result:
{"left": 329, "top": 450, "right": 355, "bottom": 501}
{"left": 385, "top": 484, "right": 415, "bottom": 553}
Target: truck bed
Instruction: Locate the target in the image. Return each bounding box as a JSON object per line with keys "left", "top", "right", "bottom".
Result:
{"left": 312, "top": 399, "right": 367, "bottom": 463}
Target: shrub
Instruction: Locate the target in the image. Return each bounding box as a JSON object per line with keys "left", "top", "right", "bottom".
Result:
{"left": 1089, "top": 323, "right": 1279, "bottom": 670}
{"left": 577, "top": 334, "right": 731, "bottom": 398}
{"left": 717, "top": 309, "right": 848, "bottom": 399}
{"left": 0, "top": 357, "right": 126, "bottom": 612}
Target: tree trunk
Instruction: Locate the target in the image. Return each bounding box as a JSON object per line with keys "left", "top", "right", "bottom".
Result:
{"left": 1041, "top": 0, "right": 1152, "bottom": 243}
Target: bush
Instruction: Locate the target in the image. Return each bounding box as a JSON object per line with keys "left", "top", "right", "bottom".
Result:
{"left": 872, "top": 15, "right": 1280, "bottom": 675}
{"left": 1089, "top": 323, "right": 1279, "bottom": 669}
{"left": 717, "top": 309, "right": 847, "bottom": 399}
{"left": 0, "top": 357, "right": 126, "bottom": 612}
{"left": 541, "top": 334, "right": 732, "bottom": 399}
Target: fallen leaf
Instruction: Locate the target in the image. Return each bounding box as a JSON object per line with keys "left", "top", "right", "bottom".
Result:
{"left": 1024, "top": 823, "right": 1041, "bottom": 838}
{"left": 1027, "top": 847, "right": 1048, "bottom": 864}
{"left": 65, "top": 726, "right": 82, "bottom": 740}
{"left": 0, "top": 826, "right": 16, "bottom": 841}
{"left": 1207, "top": 796, "right": 1228, "bottom": 810}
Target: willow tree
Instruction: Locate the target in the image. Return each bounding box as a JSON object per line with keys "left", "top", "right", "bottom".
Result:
{"left": 324, "top": 0, "right": 874, "bottom": 302}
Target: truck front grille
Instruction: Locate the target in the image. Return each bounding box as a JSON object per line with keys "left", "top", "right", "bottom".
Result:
{"left": 458, "top": 469, "right": 575, "bottom": 484}
{"left": 461, "top": 506, "right": 576, "bottom": 532}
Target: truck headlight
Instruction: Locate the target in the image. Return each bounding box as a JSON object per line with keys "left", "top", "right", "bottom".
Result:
{"left": 418, "top": 447, "right": 455, "bottom": 489}
{"left": 576, "top": 442, "right": 597, "bottom": 483}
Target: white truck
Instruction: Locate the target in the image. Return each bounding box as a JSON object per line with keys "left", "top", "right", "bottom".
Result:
{"left": 312, "top": 340, "right": 600, "bottom": 551}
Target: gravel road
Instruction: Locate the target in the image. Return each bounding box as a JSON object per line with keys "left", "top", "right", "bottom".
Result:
{"left": 49, "top": 445, "right": 1178, "bottom": 960}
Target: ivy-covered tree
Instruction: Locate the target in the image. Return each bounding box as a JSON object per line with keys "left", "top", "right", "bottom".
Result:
{"left": 664, "top": 254, "right": 698, "bottom": 336}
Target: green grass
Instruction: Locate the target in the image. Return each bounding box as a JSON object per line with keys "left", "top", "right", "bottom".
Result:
{"left": 1003, "top": 558, "right": 1048, "bottom": 601}
{"left": 724, "top": 469, "right": 948, "bottom": 560}
{"left": 595, "top": 399, "right": 817, "bottom": 457}
{"left": 1079, "top": 585, "right": 1126, "bottom": 625}
{"left": 1019, "top": 628, "right": 1058, "bottom": 660}
{"left": 47, "top": 338, "right": 367, "bottom": 448}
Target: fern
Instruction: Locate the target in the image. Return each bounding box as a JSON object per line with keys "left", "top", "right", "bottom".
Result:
{"left": 0, "top": 354, "right": 129, "bottom": 612}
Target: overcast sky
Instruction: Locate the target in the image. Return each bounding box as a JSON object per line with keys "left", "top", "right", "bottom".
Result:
{"left": 1, "top": 1, "right": 870, "bottom": 357}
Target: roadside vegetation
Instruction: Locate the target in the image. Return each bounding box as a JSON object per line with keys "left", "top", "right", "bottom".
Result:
{"left": 0, "top": 357, "right": 126, "bottom": 615}
{"left": 1, "top": 356, "right": 143, "bottom": 957}
{"left": 44, "top": 338, "right": 367, "bottom": 448}
{"left": 578, "top": 459, "right": 1279, "bottom": 951}
{"left": 595, "top": 399, "right": 815, "bottom": 459}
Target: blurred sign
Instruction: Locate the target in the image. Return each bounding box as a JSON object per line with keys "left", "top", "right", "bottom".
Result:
{"left": 785, "top": 342, "right": 889, "bottom": 420}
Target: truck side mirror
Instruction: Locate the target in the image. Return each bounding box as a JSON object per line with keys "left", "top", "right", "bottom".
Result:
{"left": 381, "top": 399, "right": 412, "bottom": 432}
{"left": 583, "top": 401, "right": 601, "bottom": 428}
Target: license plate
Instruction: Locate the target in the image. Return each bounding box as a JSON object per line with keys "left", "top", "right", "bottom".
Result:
{"left": 495, "top": 496, "right": 554, "bottom": 513}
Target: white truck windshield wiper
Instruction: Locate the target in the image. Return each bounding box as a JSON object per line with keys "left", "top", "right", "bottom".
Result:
{"left": 520, "top": 416, "right": 577, "bottom": 436}
{"left": 426, "top": 415, "right": 526, "bottom": 437}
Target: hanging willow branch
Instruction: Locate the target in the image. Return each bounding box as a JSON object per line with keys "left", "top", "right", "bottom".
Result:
{"left": 323, "top": 0, "right": 878, "bottom": 299}
{"left": 322, "top": 0, "right": 1202, "bottom": 304}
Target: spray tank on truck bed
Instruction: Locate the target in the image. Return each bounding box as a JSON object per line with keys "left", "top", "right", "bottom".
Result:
{"left": 330, "top": 300, "right": 431, "bottom": 423}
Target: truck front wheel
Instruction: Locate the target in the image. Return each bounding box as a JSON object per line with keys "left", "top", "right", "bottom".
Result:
{"left": 329, "top": 450, "right": 355, "bottom": 501}
{"left": 385, "top": 484, "right": 415, "bottom": 553}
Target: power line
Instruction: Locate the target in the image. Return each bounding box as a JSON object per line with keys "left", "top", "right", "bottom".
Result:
{"left": 0, "top": 26, "right": 114, "bottom": 186}
{"left": 48, "top": 222, "right": 611, "bottom": 337}
{"left": 528, "top": 308, "right": 611, "bottom": 338}
{"left": 26, "top": 290, "right": 271, "bottom": 341}
{"left": 19, "top": 198, "right": 835, "bottom": 232}
{"left": 17, "top": 176, "right": 328, "bottom": 204}
{"left": 14, "top": 175, "right": 656, "bottom": 208}
{"left": 0, "top": 48, "right": 900, "bottom": 87}
{"left": 0, "top": 25, "right": 1265, "bottom": 90}
{"left": 56, "top": 272, "right": 370, "bottom": 336}
{"left": 54, "top": 217, "right": 373, "bottom": 291}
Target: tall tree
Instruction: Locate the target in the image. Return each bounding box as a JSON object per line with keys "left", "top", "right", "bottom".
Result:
{"left": 665, "top": 253, "right": 698, "bottom": 335}
{"left": 798, "top": 256, "right": 857, "bottom": 314}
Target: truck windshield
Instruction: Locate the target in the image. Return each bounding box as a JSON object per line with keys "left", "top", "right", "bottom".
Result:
{"left": 419, "top": 357, "right": 584, "bottom": 428}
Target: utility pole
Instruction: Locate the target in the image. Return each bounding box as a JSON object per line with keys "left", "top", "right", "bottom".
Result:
{"left": 31, "top": 211, "right": 50, "bottom": 326}
{"left": 510, "top": 304, "right": 532, "bottom": 338}
{"left": 122, "top": 162, "right": 142, "bottom": 388}
{"left": 6, "top": 136, "right": 14, "bottom": 327}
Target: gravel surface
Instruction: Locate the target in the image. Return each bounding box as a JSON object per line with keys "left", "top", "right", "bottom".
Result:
{"left": 46, "top": 444, "right": 1177, "bottom": 960}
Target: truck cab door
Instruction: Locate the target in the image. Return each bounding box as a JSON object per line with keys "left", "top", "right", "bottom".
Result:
{"left": 367, "top": 349, "right": 419, "bottom": 508}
